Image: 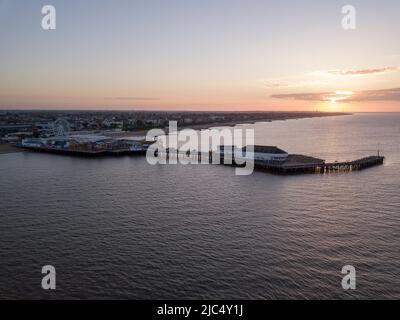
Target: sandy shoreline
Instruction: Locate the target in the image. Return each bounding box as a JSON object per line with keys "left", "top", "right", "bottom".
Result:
{"left": 109, "top": 112, "right": 350, "bottom": 138}
{"left": 0, "top": 144, "right": 23, "bottom": 155}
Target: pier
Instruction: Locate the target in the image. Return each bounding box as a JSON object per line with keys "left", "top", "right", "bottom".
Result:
{"left": 248, "top": 155, "right": 384, "bottom": 174}
{"left": 17, "top": 143, "right": 385, "bottom": 175}
{"left": 250, "top": 155, "right": 385, "bottom": 174}
{"left": 154, "top": 149, "right": 385, "bottom": 175}
{"left": 254, "top": 155, "right": 385, "bottom": 174}
{"left": 318, "top": 156, "right": 385, "bottom": 174}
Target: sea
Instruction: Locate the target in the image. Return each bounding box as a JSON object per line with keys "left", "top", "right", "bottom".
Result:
{"left": 0, "top": 113, "right": 399, "bottom": 299}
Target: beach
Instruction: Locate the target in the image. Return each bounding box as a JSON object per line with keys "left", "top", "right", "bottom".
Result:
{"left": 107, "top": 112, "right": 350, "bottom": 138}
{"left": 0, "top": 144, "right": 23, "bottom": 155}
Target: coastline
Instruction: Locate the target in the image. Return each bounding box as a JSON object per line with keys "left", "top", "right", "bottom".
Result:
{"left": 0, "top": 144, "right": 23, "bottom": 155}
{"left": 108, "top": 112, "right": 351, "bottom": 138}
{"left": 0, "top": 112, "right": 351, "bottom": 151}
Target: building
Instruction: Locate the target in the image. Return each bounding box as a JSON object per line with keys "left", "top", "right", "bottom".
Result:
{"left": 21, "top": 138, "right": 45, "bottom": 148}
{"left": 0, "top": 124, "right": 33, "bottom": 136}
{"left": 68, "top": 134, "right": 113, "bottom": 151}
{"left": 218, "top": 145, "right": 289, "bottom": 163}
{"left": 242, "top": 146, "right": 288, "bottom": 162}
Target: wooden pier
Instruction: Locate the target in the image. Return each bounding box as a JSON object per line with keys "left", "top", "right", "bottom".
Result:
{"left": 318, "top": 156, "right": 385, "bottom": 174}
{"left": 253, "top": 155, "right": 384, "bottom": 174}
{"left": 157, "top": 149, "right": 385, "bottom": 175}
{"left": 19, "top": 144, "right": 385, "bottom": 175}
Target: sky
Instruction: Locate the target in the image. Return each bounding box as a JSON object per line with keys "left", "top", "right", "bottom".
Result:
{"left": 1, "top": 0, "right": 400, "bottom": 112}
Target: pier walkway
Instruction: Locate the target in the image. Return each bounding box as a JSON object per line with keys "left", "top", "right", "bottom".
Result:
{"left": 158, "top": 150, "right": 385, "bottom": 175}
{"left": 18, "top": 144, "right": 385, "bottom": 175}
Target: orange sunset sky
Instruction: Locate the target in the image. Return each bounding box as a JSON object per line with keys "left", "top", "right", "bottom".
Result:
{"left": 1, "top": 0, "right": 400, "bottom": 112}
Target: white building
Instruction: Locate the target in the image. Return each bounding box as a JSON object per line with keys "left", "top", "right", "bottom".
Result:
{"left": 218, "top": 145, "right": 288, "bottom": 162}
{"left": 21, "top": 138, "right": 45, "bottom": 148}
{"left": 242, "top": 146, "right": 288, "bottom": 162}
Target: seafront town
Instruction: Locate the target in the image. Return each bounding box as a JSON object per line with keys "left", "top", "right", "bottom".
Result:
{"left": 0, "top": 110, "right": 348, "bottom": 143}
{"left": 0, "top": 110, "right": 347, "bottom": 155}
{"left": 20, "top": 135, "right": 151, "bottom": 155}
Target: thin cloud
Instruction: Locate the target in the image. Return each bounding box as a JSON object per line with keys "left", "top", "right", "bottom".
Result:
{"left": 325, "top": 67, "right": 399, "bottom": 76}
{"left": 264, "top": 79, "right": 329, "bottom": 89}
{"left": 104, "top": 97, "right": 160, "bottom": 101}
{"left": 347, "top": 88, "right": 400, "bottom": 102}
{"left": 272, "top": 88, "right": 400, "bottom": 103}
{"left": 271, "top": 91, "right": 331, "bottom": 101}
{"left": 264, "top": 67, "right": 399, "bottom": 90}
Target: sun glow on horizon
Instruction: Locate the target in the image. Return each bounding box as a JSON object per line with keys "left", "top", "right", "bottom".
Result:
{"left": 335, "top": 90, "right": 354, "bottom": 95}
{"left": 325, "top": 90, "right": 355, "bottom": 104}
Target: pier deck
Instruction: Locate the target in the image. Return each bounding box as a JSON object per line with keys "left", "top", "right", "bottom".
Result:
{"left": 255, "top": 155, "right": 384, "bottom": 174}
{"left": 320, "top": 156, "right": 385, "bottom": 173}
{"left": 18, "top": 144, "right": 385, "bottom": 175}
{"left": 160, "top": 150, "right": 385, "bottom": 174}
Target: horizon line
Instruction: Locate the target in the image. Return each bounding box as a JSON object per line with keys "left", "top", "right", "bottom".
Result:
{"left": 0, "top": 108, "right": 355, "bottom": 113}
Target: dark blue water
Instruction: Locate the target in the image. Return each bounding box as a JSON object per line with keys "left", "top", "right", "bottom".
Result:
{"left": 1, "top": 113, "right": 399, "bottom": 299}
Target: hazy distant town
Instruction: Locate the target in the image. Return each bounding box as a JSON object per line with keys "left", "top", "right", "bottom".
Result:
{"left": 0, "top": 110, "right": 347, "bottom": 143}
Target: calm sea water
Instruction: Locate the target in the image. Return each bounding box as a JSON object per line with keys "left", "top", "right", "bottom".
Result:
{"left": 1, "top": 113, "right": 399, "bottom": 299}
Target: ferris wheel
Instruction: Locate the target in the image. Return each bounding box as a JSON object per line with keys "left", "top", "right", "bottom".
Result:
{"left": 53, "top": 118, "right": 71, "bottom": 137}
